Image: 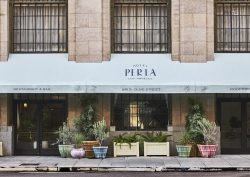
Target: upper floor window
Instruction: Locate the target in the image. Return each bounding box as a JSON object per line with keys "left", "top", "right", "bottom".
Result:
{"left": 215, "top": 0, "right": 250, "bottom": 52}
{"left": 112, "top": 94, "right": 169, "bottom": 131}
{"left": 112, "top": 0, "right": 171, "bottom": 53}
{"left": 10, "top": 0, "right": 67, "bottom": 53}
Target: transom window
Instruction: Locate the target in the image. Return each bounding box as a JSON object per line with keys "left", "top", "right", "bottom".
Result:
{"left": 112, "top": 0, "right": 171, "bottom": 53}
{"left": 215, "top": 0, "right": 250, "bottom": 52}
{"left": 113, "top": 94, "right": 169, "bottom": 131}
{"left": 10, "top": 0, "right": 67, "bottom": 53}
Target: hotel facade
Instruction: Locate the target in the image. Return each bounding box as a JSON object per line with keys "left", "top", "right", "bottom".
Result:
{"left": 0, "top": 0, "right": 249, "bottom": 156}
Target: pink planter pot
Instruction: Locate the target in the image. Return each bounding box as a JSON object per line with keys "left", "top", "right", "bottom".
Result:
{"left": 71, "top": 148, "right": 85, "bottom": 159}
{"left": 197, "top": 144, "right": 218, "bottom": 158}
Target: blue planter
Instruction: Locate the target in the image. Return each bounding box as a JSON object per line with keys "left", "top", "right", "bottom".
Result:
{"left": 93, "top": 146, "right": 108, "bottom": 159}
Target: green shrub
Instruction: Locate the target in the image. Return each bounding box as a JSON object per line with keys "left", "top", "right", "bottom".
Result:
{"left": 140, "top": 132, "right": 171, "bottom": 142}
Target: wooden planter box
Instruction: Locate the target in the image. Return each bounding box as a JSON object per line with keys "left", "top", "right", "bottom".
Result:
{"left": 144, "top": 142, "right": 170, "bottom": 156}
{"left": 113, "top": 142, "right": 139, "bottom": 157}
{"left": 82, "top": 141, "right": 100, "bottom": 158}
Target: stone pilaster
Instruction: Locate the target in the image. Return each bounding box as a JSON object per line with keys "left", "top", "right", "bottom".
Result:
{"left": 0, "top": 0, "right": 9, "bottom": 61}
{"left": 102, "top": 0, "right": 111, "bottom": 61}
{"left": 68, "top": 0, "right": 111, "bottom": 63}
{"left": 171, "top": 0, "right": 214, "bottom": 62}
{"left": 0, "top": 94, "right": 13, "bottom": 156}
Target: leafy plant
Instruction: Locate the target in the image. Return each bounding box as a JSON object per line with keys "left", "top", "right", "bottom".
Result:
{"left": 178, "top": 131, "right": 195, "bottom": 145}
{"left": 113, "top": 133, "right": 140, "bottom": 148}
{"left": 72, "top": 132, "right": 85, "bottom": 148}
{"left": 74, "top": 105, "right": 97, "bottom": 140}
{"left": 195, "top": 118, "right": 218, "bottom": 145}
{"left": 54, "top": 122, "right": 73, "bottom": 145}
{"left": 93, "top": 118, "right": 109, "bottom": 146}
{"left": 141, "top": 132, "right": 172, "bottom": 142}
{"left": 185, "top": 98, "right": 205, "bottom": 144}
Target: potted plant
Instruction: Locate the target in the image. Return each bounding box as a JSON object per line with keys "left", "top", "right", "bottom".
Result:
{"left": 71, "top": 133, "right": 85, "bottom": 159}
{"left": 176, "top": 131, "right": 193, "bottom": 158}
{"left": 196, "top": 118, "right": 218, "bottom": 158}
{"left": 113, "top": 133, "right": 140, "bottom": 157}
{"left": 141, "top": 132, "right": 172, "bottom": 156}
{"left": 185, "top": 98, "right": 205, "bottom": 157}
{"left": 74, "top": 94, "right": 99, "bottom": 158}
{"left": 92, "top": 118, "right": 109, "bottom": 159}
{"left": 54, "top": 122, "right": 74, "bottom": 158}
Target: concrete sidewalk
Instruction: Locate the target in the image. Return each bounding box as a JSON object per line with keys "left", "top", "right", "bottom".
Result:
{"left": 0, "top": 155, "right": 250, "bottom": 172}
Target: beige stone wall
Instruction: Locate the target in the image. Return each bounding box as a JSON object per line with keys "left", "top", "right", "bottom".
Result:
{"left": 67, "top": 94, "right": 111, "bottom": 128}
{"left": 0, "top": 0, "right": 9, "bottom": 61}
{"left": 171, "top": 94, "right": 216, "bottom": 130}
{"left": 0, "top": 94, "right": 8, "bottom": 126}
{"left": 171, "top": 0, "right": 214, "bottom": 62}
{"left": 68, "top": 0, "right": 111, "bottom": 62}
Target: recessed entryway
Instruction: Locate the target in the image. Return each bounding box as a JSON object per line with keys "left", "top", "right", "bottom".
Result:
{"left": 13, "top": 95, "right": 67, "bottom": 156}
{"left": 218, "top": 98, "right": 250, "bottom": 154}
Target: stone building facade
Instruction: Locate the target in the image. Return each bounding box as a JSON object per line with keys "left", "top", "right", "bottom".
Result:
{"left": 0, "top": 0, "right": 249, "bottom": 156}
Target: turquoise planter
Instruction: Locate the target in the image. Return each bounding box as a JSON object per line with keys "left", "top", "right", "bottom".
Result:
{"left": 176, "top": 145, "right": 192, "bottom": 157}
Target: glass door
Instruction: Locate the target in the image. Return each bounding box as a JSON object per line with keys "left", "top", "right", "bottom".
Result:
{"left": 15, "top": 101, "right": 66, "bottom": 156}
{"left": 40, "top": 102, "right": 66, "bottom": 155}
{"left": 15, "top": 102, "right": 39, "bottom": 155}
{"left": 220, "top": 102, "right": 242, "bottom": 154}
{"left": 219, "top": 99, "right": 250, "bottom": 154}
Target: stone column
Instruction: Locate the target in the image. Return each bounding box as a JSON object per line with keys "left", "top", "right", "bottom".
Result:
{"left": 102, "top": 0, "right": 111, "bottom": 61}
{"left": 0, "top": 0, "right": 9, "bottom": 61}
{"left": 171, "top": 0, "right": 214, "bottom": 62}
{"left": 68, "top": 0, "right": 76, "bottom": 61}
{"left": 0, "top": 94, "right": 13, "bottom": 155}
{"left": 68, "top": 0, "right": 111, "bottom": 63}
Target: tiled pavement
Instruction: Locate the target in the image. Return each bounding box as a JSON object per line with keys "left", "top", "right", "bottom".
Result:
{"left": 0, "top": 155, "right": 250, "bottom": 172}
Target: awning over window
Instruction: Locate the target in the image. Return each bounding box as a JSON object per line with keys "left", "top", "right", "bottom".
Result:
{"left": 0, "top": 53, "right": 250, "bottom": 93}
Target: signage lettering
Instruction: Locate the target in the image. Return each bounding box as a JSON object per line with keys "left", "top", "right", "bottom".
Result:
{"left": 125, "top": 69, "right": 156, "bottom": 77}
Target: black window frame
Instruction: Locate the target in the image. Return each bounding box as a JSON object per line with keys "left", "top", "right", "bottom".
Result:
{"left": 112, "top": 94, "right": 169, "bottom": 131}
{"left": 215, "top": 0, "right": 250, "bottom": 53}
{"left": 9, "top": 0, "right": 68, "bottom": 53}
{"left": 111, "top": 0, "right": 171, "bottom": 54}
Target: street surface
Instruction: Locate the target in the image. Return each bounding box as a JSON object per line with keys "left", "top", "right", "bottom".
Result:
{"left": 0, "top": 172, "right": 250, "bottom": 177}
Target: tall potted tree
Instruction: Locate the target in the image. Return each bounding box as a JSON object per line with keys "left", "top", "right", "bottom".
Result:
{"left": 196, "top": 118, "right": 218, "bottom": 158}
{"left": 75, "top": 105, "right": 99, "bottom": 158}
{"left": 92, "top": 118, "right": 109, "bottom": 159}
{"left": 74, "top": 94, "right": 99, "bottom": 158}
{"left": 185, "top": 98, "right": 205, "bottom": 156}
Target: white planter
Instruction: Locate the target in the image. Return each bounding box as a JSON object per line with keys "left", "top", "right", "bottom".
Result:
{"left": 144, "top": 142, "right": 170, "bottom": 156}
{"left": 113, "top": 142, "right": 139, "bottom": 157}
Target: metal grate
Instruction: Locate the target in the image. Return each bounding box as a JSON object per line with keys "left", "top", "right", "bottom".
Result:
{"left": 215, "top": 0, "right": 250, "bottom": 52}
{"left": 10, "top": 0, "right": 67, "bottom": 3}
{"left": 10, "top": 0, "right": 68, "bottom": 53}
{"left": 112, "top": 0, "right": 171, "bottom": 53}
{"left": 113, "top": 94, "right": 168, "bottom": 131}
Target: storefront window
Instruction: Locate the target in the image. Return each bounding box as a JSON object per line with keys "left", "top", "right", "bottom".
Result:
{"left": 113, "top": 94, "right": 169, "bottom": 131}
{"left": 112, "top": 0, "right": 171, "bottom": 53}
{"left": 10, "top": 0, "right": 67, "bottom": 53}
{"left": 215, "top": 1, "right": 250, "bottom": 52}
